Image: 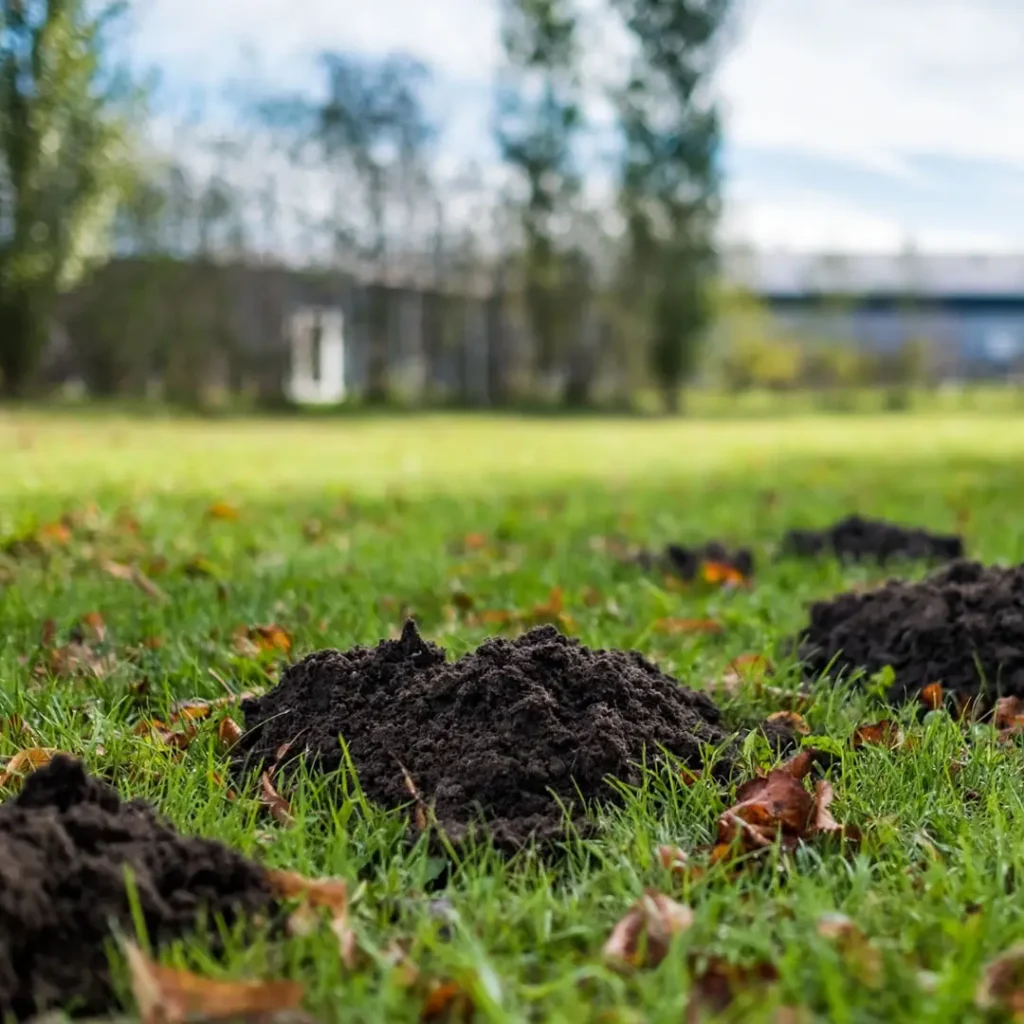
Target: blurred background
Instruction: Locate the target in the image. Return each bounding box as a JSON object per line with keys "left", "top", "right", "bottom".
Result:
{"left": 1, "top": 0, "right": 1022, "bottom": 414}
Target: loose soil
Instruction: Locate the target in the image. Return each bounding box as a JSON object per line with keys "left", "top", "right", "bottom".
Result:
{"left": 638, "top": 541, "right": 755, "bottom": 581}
{"left": 233, "top": 621, "right": 729, "bottom": 850}
{"left": 797, "top": 560, "right": 1024, "bottom": 704}
{"left": 782, "top": 514, "right": 963, "bottom": 565}
{"left": 0, "top": 756, "right": 274, "bottom": 1020}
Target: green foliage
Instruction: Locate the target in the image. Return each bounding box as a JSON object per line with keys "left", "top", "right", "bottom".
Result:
{"left": 611, "top": 0, "right": 733, "bottom": 411}
{"left": 0, "top": 0, "right": 141, "bottom": 396}
{"left": 496, "top": 0, "right": 586, "bottom": 384}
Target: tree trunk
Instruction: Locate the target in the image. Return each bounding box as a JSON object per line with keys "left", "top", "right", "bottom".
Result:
{"left": 0, "top": 285, "right": 48, "bottom": 399}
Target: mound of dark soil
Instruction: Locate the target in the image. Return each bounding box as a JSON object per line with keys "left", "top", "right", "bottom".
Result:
{"left": 797, "top": 560, "right": 1024, "bottom": 704}
{"left": 233, "top": 621, "right": 728, "bottom": 850}
{"left": 638, "top": 541, "right": 755, "bottom": 582}
{"left": 782, "top": 514, "right": 963, "bottom": 565}
{"left": 0, "top": 756, "right": 274, "bottom": 1021}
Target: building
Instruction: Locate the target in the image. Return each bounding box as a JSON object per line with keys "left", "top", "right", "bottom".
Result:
{"left": 724, "top": 251, "right": 1024, "bottom": 378}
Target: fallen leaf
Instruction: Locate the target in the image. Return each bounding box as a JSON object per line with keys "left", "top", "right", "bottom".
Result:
{"left": 919, "top": 682, "right": 944, "bottom": 711}
{"left": 36, "top": 521, "right": 72, "bottom": 545}
{"left": 80, "top": 611, "right": 107, "bottom": 643}
{"left": 399, "top": 763, "right": 430, "bottom": 832}
{"left": 134, "top": 719, "right": 196, "bottom": 751}
{"left": 852, "top": 721, "right": 904, "bottom": 750}
{"left": 101, "top": 559, "right": 167, "bottom": 601}
{"left": 218, "top": 718, "right": 243, "bottom": 749}
{"left": 717, "top": 770, "right": 814, "bottom": 854}
{"left": 260, "top": 772, "right": 294, "bottom": 826}
{"left": 654, "top": 618, "right": 723, "bottom": 636}
{"left": 124, "top": 940, "right": 304, "bottom": 1024}
{"left": 995, "top": 696, "right": 1024, "bottom": 731}
{"left": 679, "top": 767, "right": 703, "bottom": 786}
{"left": 266, "top": 869, "right": 348, "bottom": 914}
{"left": 656, "top": 845, "right": 691, "bottom": 878}
{"left": 816, "top": 913, "right": 882, "bottom": 987}
{"left": 603, "top": 890, "right": 694, "bottom": 970}
{"left": 812, "top": 780, "right": 860, "bottom": 843}
{"left": 0, "top": 747, "right": 59, "bottom": 788}
{"left": 765, "top": 711, "right": 810, "bottom": 736}
{"left": 421, "top": 979, "right": 474, "bottom": 1022}
{"left": 234, "top": 625, "right": 292, "bottom": 658}
{"left": 701, "top": 561, "right": 748, "bottom": 587}
{"left": 977, "top": 945, "right": 1024, "bottom": 1017}
{"left": 206, "top": 501, "right": 240, "bottom": 522}
{"left": 686, "top": 957, "right": 779, "bottom": 1023}
{"left": 462, "top": 532, "right": 487, "bottom": 551}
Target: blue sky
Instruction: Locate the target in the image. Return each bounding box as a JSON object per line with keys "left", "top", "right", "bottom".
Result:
{"left": 127, "top": 0, "right": 1024, "bottom": 254}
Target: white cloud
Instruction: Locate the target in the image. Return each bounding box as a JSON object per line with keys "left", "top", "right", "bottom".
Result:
{"left": 722, "top": 191, "right": 1023, "bottom": 254}
{"left": 718, "top": 0, "right": 1024, "bottom": 173}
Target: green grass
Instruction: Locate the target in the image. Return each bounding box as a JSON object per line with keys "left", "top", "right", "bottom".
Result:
{"left": 4, "top": 410, "right": 1024, "bottom": 1022}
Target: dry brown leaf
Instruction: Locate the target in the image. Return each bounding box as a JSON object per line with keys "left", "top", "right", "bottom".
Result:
{"left": 656, "top": 845, "right": 691, "bottom": 878}
{"left": 265, "top": 869, "right": 348, "bottom": 914}
{"left": 233, "top": 625, "right": 292, "bottom": 658}
{"left": 919, "top": 682, "right": 944, "bottom": 711}
{"left": 852, "top": 720, "right": 904, "bottom": 750}
{"left": 124, "top": 940, "right": 303, "bottom": 1024}
{"left": 217, "top": 718, "right": 243, "bottom": 749}
{"left": 260, "top": 772, "right": 294, "bottom": 826}
{"left": 811, "top": 780, "right": 859, "bottom": 843}
{"left": 977, "top": 945, "right": 1024, "bottom": 1016}
{"left": 603, "top": 890, "right": 694, "bottom": 970}
{"left": 101, "top": 559, "right": 167, "bottom": 601}
{"left": 170, "top": 691, "right": 259, "bottom": 716}
{"left": 421, "top": 979, "right": 474, "bottom": 1022}
{"left": 816, "top": 913, "right": 882, "bottom": 987}
{"left": 80, "top": 611, "right": 107, "bottom": 642}
{"left": 399, "top": 763, "right": 430, "bottom": 832}
{"left": 765, "top": 710, "right": 810, "bottom": 735}
{"left": 995, "top": 696, "right": 1024, "bottom": 733}
{"left": 653, "top": 617, "right": 723, "bottom": 636}
{"left": 134, "top": 719, "right": 196, "bottom": 751}
{"left": 685, "top": 957, "right": 780, "bottom": 1023}
{"left": 206, "top": 501, "right": 240, "bottom": 522}
{"left": 36, "top": 521, "right": 72, "bottom": 545}
{"left": 0, "top": 747, "right": 59, "bottom": 787}
{"left": 717, "top": 770, "right": 814, "bottom": 853}
{"left": 679, "top": 767, "right": 703, "bottom": 786}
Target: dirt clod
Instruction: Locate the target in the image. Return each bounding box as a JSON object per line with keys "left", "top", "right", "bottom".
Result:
{"left": 782, "top": 514, "right": 963, "bottom": 565}
{"left": 0, "top": 756, "right": 274, "bottom": 1020}
{"left": 797, "top": 560, "right": 1024, "bottom": 704}
{"left": 233, "top": 621, "right": 728, "bottom": 850}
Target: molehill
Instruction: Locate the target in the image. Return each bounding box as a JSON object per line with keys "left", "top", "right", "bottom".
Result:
{"left": 637, "top": 541, "right": 755, "bottom": 582}
{"left": 797, "top": 560, "right": 1024, "bottom": 704}
{"left": 782, "top": 514, "right": 963, "bottom": 565}
{"left": 0, "top": 756, "right": 274, "bottom": 1021}
{"left": 233, "top": 621, "right": 728, "bottom": 849}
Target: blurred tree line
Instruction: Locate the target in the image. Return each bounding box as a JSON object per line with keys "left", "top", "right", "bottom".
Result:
{"left": 0, "top": 0, "right": 938, "bottom": 408}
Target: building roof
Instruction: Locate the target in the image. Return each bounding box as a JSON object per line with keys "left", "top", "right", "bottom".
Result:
{"left": 723, "top": 251, "right": 1024, "bottom": 298}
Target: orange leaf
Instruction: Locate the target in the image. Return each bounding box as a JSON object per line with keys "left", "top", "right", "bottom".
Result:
{"left": 919, "top": 682, "right": 944, "bottom": 711}
{"left": 0, "top": 747, "right": 59, "bottom": 788}
{"left": 80, "top": 611, "right": 107, "bottom": 642}
{"left": 36, "top": 521, "right": 72, "bottom": 545}
{"left": 251, "top": 625, "right": 292, "bottom": 655}
{"left": 124, "top": 941, "right": 304, "bottom": 1024}
{"left": 701, "top": 561, "right": 747, "bottom": 587}
{"left": 260, "top": 772, "right": 294, "bottom": 826}
{"left": 603, "top": 890, "right": 693, "bottom": 970}
{"left": 994, "top": 696, "right": 1024, "bottom": 731}
{"left": 730, "top": 653, "right": 774, "bottom": 680}
{"left": 422, "top": 979, "right": 474, "bottom": 1022}
{"left": 717, "top": 769, "right": 814, "bottom": 853}
{"left": 977, "top": 945, "right": 1024, "bottom": 1016}
{"left": 765, "top": 710, "right": 810, "bottom": 735}
{"left": 686, "top": 956, "right": 780, "bottom": 1020}
{"left": 462, "top": 532, "right": 487, "bottom": 550}
{"left": 218, "top": 718, "right": 243, "bottom": 748}
{"left": 851, "top": 721, "right": 903, "bottom": 750}
{"left": 206, "top": 501, "right": 240, "bottom": 521}
{"left": 654, "top": 617, "right": 723, "bottom": 636}
{"left": 266, "top": 869, "right": 348, "bottom": 915}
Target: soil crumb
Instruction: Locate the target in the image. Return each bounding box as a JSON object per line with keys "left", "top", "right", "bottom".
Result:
{"left": 638, "top": 541, "right": 755, "bottom": 582}
{"left": 783, "top": 514, "right": 963, "bottom": 565}
{"left": 797, "top": 560, "right": 1024, "bottom": 704}
{"left": 233, "top": 621, "right": 728, "bottom": 850}
{"left": 0, "top": 756, "right": 273, "bottom": 1020}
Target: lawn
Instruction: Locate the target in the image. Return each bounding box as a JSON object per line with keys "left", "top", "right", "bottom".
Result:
{"left": 4, "top": 410, "right": 1024, "bottom": 1022}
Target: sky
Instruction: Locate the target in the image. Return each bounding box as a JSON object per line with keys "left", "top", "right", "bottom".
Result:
{"left": 128, "top": 0, "right": 1024, "bottom": 255}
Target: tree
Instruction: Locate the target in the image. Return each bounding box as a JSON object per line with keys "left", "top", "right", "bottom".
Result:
{"left": 0, "top": 0, "right": 140, "bottom": 396}
{"left": 495, "top": 0, "right": 585, "bottom": 398}
{"left": 262, "top": 52, "right": 435, "bottom": 403}
{"left": 611, "top": 0, "right": 734, "bottom": 411}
